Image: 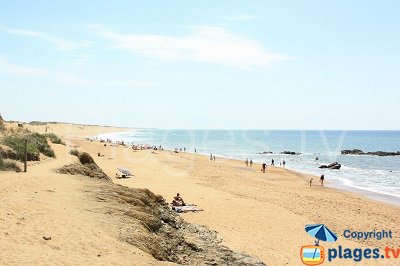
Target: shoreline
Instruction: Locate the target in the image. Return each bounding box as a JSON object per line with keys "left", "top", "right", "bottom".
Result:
{"left": 284, "top": 166, "right": 400, "bottom": 207}
{"left": 93, "top": 130, "right": 400, "bottom": 207}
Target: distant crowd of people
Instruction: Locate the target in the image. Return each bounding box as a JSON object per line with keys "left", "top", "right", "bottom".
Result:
{"left": 93, "top": 137, "right": 327, "bottom": 188}
{"left": 243, "top": 158, "right": 286, "bottom": 173}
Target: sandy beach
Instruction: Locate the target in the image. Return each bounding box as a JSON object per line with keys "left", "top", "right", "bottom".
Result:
{"left": 1, "top": 123, "right": 399, "bottom": 265}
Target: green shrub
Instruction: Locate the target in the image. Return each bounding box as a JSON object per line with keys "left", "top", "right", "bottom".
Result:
{"left": 0, "top": 157, "right": 21, "bottom": 172}
{"left": 45, "top": 133, "right": 65, "bottom": 145}
{"left": 3, "top": 135, "right": 40, "bottom": 161}
{"left": 69, "top": 150, "right": 93, "bottom": 164}
{"left": 2, "top": 133, "right": 56, "bottom": 161}
{"left": 69, "top": 149, "right": 79, "bottom": 157}
{"left": 41, "top": 146, "right": 55, "bottom": 158}
{"left": 0, "top": 147, "right": 18, "bottom": 160}
{"left": 79, "top": 152, "right": 94, "bottom": 164}
{"left": 0, "top": 114, "right": 4, "bottom": 131}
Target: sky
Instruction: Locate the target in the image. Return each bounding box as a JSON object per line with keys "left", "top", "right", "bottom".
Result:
{"left": 0, "top": 0, "right": 399, "bottom": 130}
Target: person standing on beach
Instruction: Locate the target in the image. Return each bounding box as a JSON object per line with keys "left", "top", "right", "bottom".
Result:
{"left": 245, "top": 158, "right": 249, "bottom": 166}
{"left": 250, "top": 159, "right": 253, "bottom": 167}
{"left": 210, "top": 153, "right": 213, "bottom": 161}
{"left": 213, "top": 156, "right": 216, "bottom": 162}
{"left": 194, "top": 148, "right": 197, "bottom": 153}
{"left": 271, "top": 159, "right": 275, "bottom": 166}
{"left": 282, "top": 160, "right": 286, "bottom": 167}
{"left": 320, "top": 175, "right": 325, "bottom": 186}
{"left": 262, "top": 163, "right": 267, "bottom": 173}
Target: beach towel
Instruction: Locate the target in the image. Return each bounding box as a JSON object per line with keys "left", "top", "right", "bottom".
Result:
{"left": 172, "top": 205, "right": 203, "bottom": 213}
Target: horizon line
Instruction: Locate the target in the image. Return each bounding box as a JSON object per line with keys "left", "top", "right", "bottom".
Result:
{"left": 4, "top": 119, "right": 400, "bottom": 132}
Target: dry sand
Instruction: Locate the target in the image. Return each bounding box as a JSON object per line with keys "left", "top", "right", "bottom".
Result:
{"left": 1, "top": 123, "right": 399, "bottom": 265}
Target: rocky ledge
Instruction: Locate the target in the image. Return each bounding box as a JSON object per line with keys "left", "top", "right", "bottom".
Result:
{"left": 341, "top": 149, "right": 400, "bottom": 156}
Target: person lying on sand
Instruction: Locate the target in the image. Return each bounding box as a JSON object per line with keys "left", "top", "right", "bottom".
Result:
{"left": 172, "top": 193, "right": 186, "bottom": 206}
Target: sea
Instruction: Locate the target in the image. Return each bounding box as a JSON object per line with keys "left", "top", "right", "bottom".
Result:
{"left": 97, "top": 130, "right": 400, "bottom": 204}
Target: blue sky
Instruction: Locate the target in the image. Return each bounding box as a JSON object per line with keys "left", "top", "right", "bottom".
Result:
{"left": 0, "top": 1, "right": 399, "bottom": 129}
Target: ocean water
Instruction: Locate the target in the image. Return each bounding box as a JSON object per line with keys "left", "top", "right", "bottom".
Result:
{"left": 98, "top": 130, "right": 400, "bottom": 202}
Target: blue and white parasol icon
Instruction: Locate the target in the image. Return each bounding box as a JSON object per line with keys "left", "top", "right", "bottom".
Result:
{"left": 305, "top": 224, "right": 338, "bottom": 259}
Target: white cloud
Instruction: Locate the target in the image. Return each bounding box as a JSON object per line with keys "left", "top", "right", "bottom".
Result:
{"left": 0, "top": 57, "right": 151, "bottom": 88}
{"left": 0, "top": 25, "right": 91, "bottom": 52}
{"left": 89, "top": 24, "right": 287, "bottom": 68}
{"left": 0, "top": 57, "right": 49, "bottom": 76}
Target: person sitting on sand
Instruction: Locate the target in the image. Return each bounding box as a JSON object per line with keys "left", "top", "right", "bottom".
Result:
{"left": 320, "top": 175, "right": 325, "bottom": 186}
{"left": 172, "top": 193, "right": 186, "bottom": 206}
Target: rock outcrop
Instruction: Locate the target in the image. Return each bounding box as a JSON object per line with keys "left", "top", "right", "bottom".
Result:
{"left": 258, "top": 151, "right": 273, "bottom": 154}
{"left": 319, "top": 162, "right": 341, "bottom": 170}
{"left": 97, "top": 183, "right": 266, "bottom": 265}
{"left": 341, "top": 149, "right": 400, "bottom": 156}
{"left": 281, "top": 151, "right": 301, "bottom": 155}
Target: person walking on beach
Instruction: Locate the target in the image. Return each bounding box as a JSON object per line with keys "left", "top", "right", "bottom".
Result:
{"left": 250, "top": 159, "right": 253, "bottom": 167}
{"left": 213, "top": 156, "right": 216, "bottom": 162}
{"left": 282, "top": 160, "right": 286, "bottom": 167}
{"left": 245, "top": 158, "right": 249, "bottom": 166}
{"left": 210, "top": 153, "right": 213, "bottom": 161}
{"left": 271, "top": 159, "right": 275, "bottom": 166}
{"left": 320, "top": 175, "right": 325, "bottom": 186}
{"left": 262, "top": 163, "right": 267, "bottom": 173}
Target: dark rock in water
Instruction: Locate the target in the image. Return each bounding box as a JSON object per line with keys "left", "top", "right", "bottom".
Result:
{"left": 281, "top": 151, "right": 301, "bottom": 155}
{"left": 341, "top": 149, "right": 400, "bottom": 156}
{"left": 319, "top": 162, "right": 341, "bottom": 170}
{"left": 258, "top": 151, "right": 273, "bottom": 154}
{"left": 341, "top": 149, "right": 365, "bottom": 155}
{"left": 367, "top": 151, "right": 400, "bottom": 156}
